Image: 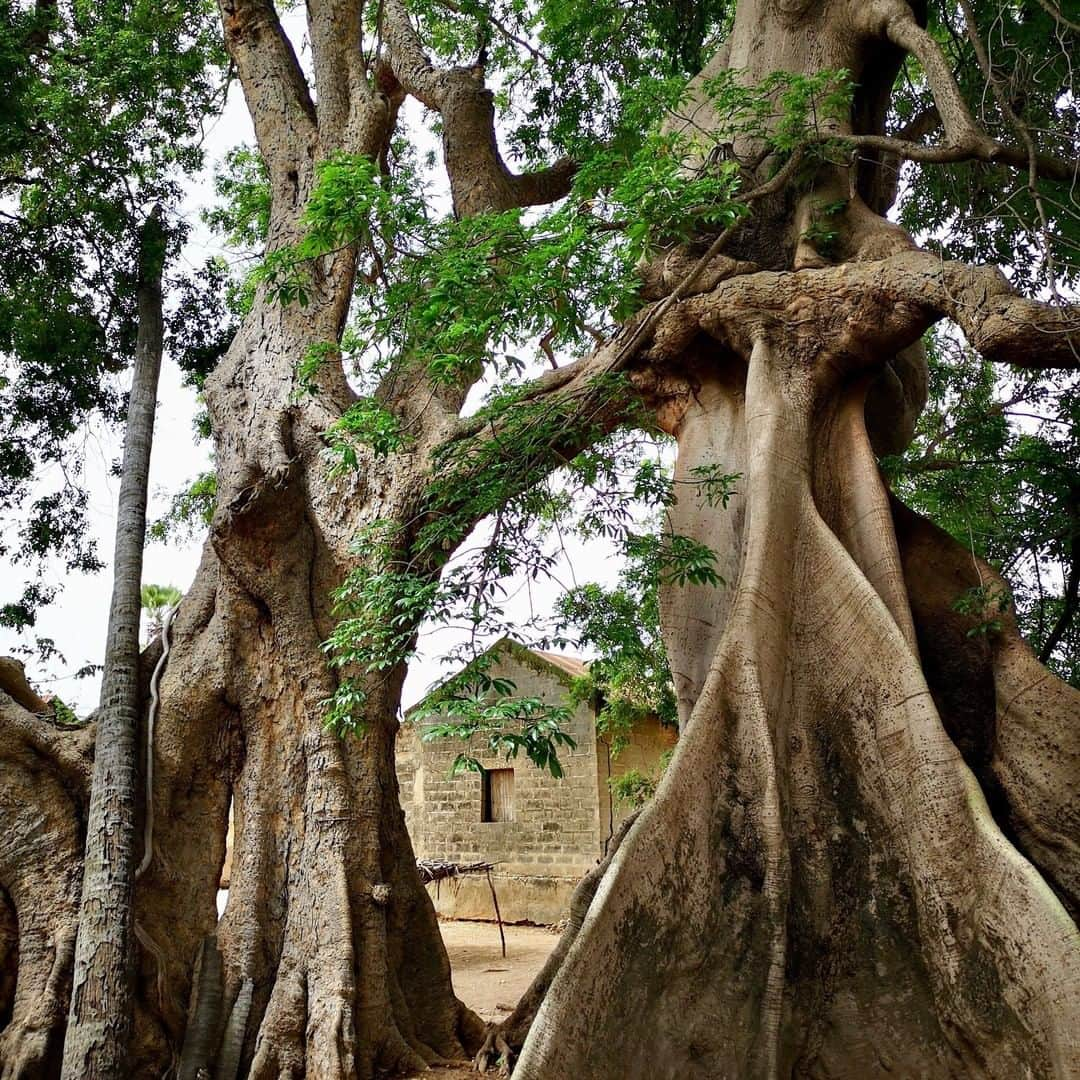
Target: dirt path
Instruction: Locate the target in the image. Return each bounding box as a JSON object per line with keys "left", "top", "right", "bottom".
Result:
{"left": 441, "top": 920, "right": 558, "bottom": 1022}
{"left": 404, "top": 920, "right": 559, "bottom": 1078}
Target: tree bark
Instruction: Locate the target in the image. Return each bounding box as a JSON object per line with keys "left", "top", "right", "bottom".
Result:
{"left": 107, "top": 7, "right": 622, "bottom": 1071}
{"left": 61, "top": 207, "right": 167, "bottom": 1080}
{"left": 516, "top": 322, "right": 1080, "bottom": 1080}
{"left": 0, "top": 690, "right": 92, "bottom": 1080}
{"left": 3, "top": 0, "right": 1078, "bottom": 1075}
{"left": 111, "top": 7, "right": 485, "bottom": 1071}
{"left": 510, "top": 0, "right": 1080, "bottom": 1074}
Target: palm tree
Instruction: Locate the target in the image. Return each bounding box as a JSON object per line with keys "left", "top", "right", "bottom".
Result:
{"left": 141, "top": 583, "right": 183, "bottom": 642}
{"left": 63, "top": 206, "right": 168, "bottom": 1077}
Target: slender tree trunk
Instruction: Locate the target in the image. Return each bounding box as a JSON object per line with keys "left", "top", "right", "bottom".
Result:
{"left": 62, "top": 207, "right": 167, "bottom": 1079}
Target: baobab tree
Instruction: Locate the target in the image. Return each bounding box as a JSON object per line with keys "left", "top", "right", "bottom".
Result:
{"left": 1, "top": 0, "right": 1078, "bottom": 1077}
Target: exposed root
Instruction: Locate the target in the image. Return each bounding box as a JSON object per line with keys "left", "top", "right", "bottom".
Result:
{"left": 473, "top": 812, "right": 642, "bottom": 1075}
{"left": 0, "top": 929, "right": 74, "bottom": 1080}
{"left": 474, "top": 1030, "right": 515, "bottom": 1077}
{"left": 247, "top": 969, "right": 307, "bottom": 1080}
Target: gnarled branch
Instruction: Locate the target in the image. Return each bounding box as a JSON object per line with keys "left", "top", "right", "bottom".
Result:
{"left": 640, "top": 250, "right": 1080, "bottom": 372}
{"left": 383, "top": 0, "right": 577, "bottom": 215}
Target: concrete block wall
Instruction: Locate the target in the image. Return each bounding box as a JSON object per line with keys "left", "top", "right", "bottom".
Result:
{"left": 397, "top": 646, "right": 603, "bottom": 921}
{"left": 396, "top": 641, "right": 676, "bottom": 923}
{"left": 596, "top": 715, "right": 678, "bottom": 853}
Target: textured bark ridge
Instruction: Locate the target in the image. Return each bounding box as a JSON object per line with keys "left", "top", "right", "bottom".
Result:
{"left": 894, "top": 501, "right": 1080, "bottom": 922}
{"left": 0, "top": 668, "right": 93, "bottom": 1080}
{"left": 516, "top": 314, "right": 1080, "bottom": 1080}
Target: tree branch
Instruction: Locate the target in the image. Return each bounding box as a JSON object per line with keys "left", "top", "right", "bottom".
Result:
{"left": 1031, "top": 0, "right": 1080, "bottom": 35}
{"left": 856, "top": 0, "right": 1077, "bottom": 191}
{"left": 662, "top": 249, "right": 1080, "bottom": 371}
{"left": 306, "top": 0, "right": 370, "bottom": 145}
{"left": 831, "top": 132, "right": 1078, "bottom": 186}
{"left": 957, "top": 0, "right": 1062, "bottom": 294}
{"left": 0, "top": 672, "right": 94, "bottom": 791}
{"left": 1039, "top": 487, "right": 1079, "bottom": 663}
{"left": 879, "top": 3, "right": 997, "bottom": 157}
{"left": 217, "top": 0, "right": 316, "bottom": 176}
{"left": 926, "top": 258, "right": 1080, "bottom": 369}
{"left": 0, "top": 656, "right": 50, "bottom": 714}
{"left": 876, "top": 105, "right": 941, "bottom": 212}
{"left": 382, "top": 0, "right": 577, "bottom": 214}
{"left": 381, "top": 0, "right": 448, "bottom": 110}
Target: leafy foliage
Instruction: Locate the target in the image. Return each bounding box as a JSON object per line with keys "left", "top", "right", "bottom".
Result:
{"left": 951, "top": 581, "right": 1013, "bottom": 639}
{"left": 424, "top": 708, "right": 577, "bottom": 779}
{"left": 0, "top": 0, "right": 225, "bottom": 630}
{"left": 558, "top": 537, "right": 682, "bottom": 752}
{"left": 202, "top": 147, "right": 273, "bottom": 252}
{"left": 892, "top": 1, "right": 1079, "bottom": 293}
{"left": 321, "top": 419, "right": 729, "bottom": 737}
{"left": 609, "top": 748, "right": 674, "bottom": 807}
{"left": 324, "top": 399, "right": 412, "bottom": 470}
{"left": 262, "top": 135, "right": 744, "bottom": 394}
{"left": 413, "top": 652, "right": 577, "bottom": 778}
{"left": 700, "top": 66, "right": 857, "bottom": 154}
{"left": 150, "top": 472, "right": 218, "bottom": 543}
{"left": 140, "top": 583, "right": 183, "bottom": 640}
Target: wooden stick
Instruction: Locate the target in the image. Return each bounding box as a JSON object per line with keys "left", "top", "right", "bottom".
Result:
{"left": 486, "top": 867, "right": 506, "bottom": 959}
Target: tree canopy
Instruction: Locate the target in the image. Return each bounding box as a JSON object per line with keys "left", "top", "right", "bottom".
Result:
{"left": 0, "top": 0, "right": 1078, "bottom": 1076}
{"left": 0, "top": 0, "right": 224, "bottom": 651}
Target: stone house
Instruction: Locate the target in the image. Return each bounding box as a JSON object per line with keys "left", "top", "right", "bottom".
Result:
{"left": 395, "top": 638, "right": 676, "bottom": 924}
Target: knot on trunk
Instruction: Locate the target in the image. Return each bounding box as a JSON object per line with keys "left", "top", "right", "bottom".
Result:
{"left": 371, "top": 883, "right": 392, "bottom": 905}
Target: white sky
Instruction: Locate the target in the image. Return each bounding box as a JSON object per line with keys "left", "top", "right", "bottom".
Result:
{"left": 0, "top": 17, "right": 628, "bottom": 715}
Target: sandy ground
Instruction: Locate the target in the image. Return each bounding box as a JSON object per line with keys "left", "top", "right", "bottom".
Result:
{"left": 440, "top": 920, "right": 558, "bottom": 1023}
{"left": 404, "top": 920, "right": 559, "bottom": 1079}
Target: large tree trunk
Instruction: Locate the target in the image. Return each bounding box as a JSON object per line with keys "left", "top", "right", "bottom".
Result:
{"left": 0, "top": 665, "right": 93, "bottom": 1080}
{"left": 512, "top": 0, "right": 1080, "bottom": 1074}
{"left": 1, "top": 2, "right": 594, "bottom": 1071}
{"left": 122, "top": 245, "right": 480, "bottom": 1076}
{"left": 117, "top": 7, "right": 486, "bottom": 1064}
{"left": 516, "top": 327, "right": 1080, "bottom": 1080}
